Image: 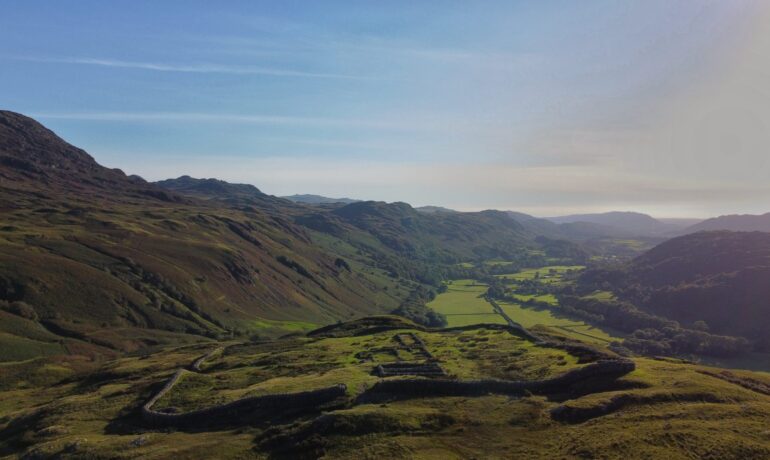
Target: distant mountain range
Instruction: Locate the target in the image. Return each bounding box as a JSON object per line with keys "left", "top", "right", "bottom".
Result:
{"left": 282, "top": 194, "right": 360, "bottom": 205}
{"left": 546, "top": 211, "right": 691, "bottom": 236}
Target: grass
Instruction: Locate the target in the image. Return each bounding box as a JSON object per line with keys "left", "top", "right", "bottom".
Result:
{"left": 5, "top": 318, "right": 770, "bottom": 458}
{"left": 251, "top": 318, "right": 319, "bottom": 334}
{"left": 0, "top": 332, "right": 64, "bottom": 362}
{"left": 495, "top": 265, "right": 584, "bottom": 284}
{"left": 427, "top": 280, "right": 507, "bottom": 327}
{"left": 508, "top": 293, "right": 558, "bottom": 305}
{"left": 582, "top": 290, "right": 616, "bottom": 302}
{"left": 155, "top": 324, "right": 584, "bottom": 410}
{"left": 155, "top": 325, "right": 578, "bottom": 410}
{"left": 614, "top": 239, "right": 647, "bottom": 250}
{"left": 497, "top": 300, "right": 614, "bottom": 344}
{"left": 429, "top": 272, "right": 614, "bottom": 340}
{"left": 482, "top": 260, "right": 516, "bottom": 267}
{"left": 497, "top": 301, "right": 581, "bottom": 329}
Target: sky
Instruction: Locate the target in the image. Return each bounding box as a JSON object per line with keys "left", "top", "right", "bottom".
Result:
{"left": 1, "top": 0, "right": 769, "bottom": 217}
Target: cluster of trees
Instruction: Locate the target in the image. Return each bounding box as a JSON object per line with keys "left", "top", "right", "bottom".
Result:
{"left": 482, "top": 272, "right": 751, "bottom": 359}
{"left": 623, "top": 326, "right": 749, "bottom": 357}
{"left": 483, "top": 274, "right": 562, "bottom": 298}
{"left": 334, "top": 257, "right": 351, "bottom": 272}
{"left": 391, "top": 286, "right": 447, "bottom": 328}
{"left": 559, "top": 296, "right": 750, "bottom": 358}
{"left": 534, "top": 236, "right": 590, "bottom": 264}
{"left": 118, "top": 256, "right": 228, "bottom": 336}
{"left": 276, "top": 255, "right": 315, "bottom": 281}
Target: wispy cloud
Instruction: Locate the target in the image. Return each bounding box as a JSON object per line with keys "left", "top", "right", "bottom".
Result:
{"left": 29, "top": 111, "right": 410, "bottom": 130}
{"left": 29, "top": 111, "right": 501, "bottom": 137}
{"left": 8, "top": 56, "right": 369, "bottom": 80}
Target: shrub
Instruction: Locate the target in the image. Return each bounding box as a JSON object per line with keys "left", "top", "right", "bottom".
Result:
{"left": 0, "top": 300, "right": 38, "bottom": 320}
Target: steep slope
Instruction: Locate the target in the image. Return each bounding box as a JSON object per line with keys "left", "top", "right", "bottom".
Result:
{"left": 588, "top": 231, "right": 770, "bottom": 347}
{"left": 159, "top": 178, "right": 596, "bottom": 267}
{"left": 684, "top": 212, "right": 770, "bottom": 233}
{"left": 321, "top": 201, "right": 533, "bottom": 260}
{"left": 0, "top": 110, "right": 178, "bottom": 204}
{"left": 0, "top": 111, "right": 412, "bottom": 357}
{"left": 160, "top": 184, "right": 592, "bottom": 282}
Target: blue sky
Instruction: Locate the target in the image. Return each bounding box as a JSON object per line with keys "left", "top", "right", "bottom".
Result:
{"left": 2, "top": 0, "right": 768, "bottom": 217}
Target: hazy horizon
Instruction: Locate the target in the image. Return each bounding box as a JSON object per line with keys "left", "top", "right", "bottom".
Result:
{"left": 3, "top": 0, "right": 770, "bottom": 218}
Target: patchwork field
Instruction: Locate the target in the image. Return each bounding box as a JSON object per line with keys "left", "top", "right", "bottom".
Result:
{"left": 495, "top": 265, "right": 584, "bottom": 284}
{"left": 427, "top": 267, "right": 615, "bottom": 345}
{"left": 499, "top": 301, "right": 615, "bottom": 345}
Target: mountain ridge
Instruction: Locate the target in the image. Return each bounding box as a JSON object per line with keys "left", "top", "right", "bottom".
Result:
{"left": 282, "top": 194, "right": 360, "bottom": 205}
{"left": 684, "top": 212, "right": 770, "bottom": 234}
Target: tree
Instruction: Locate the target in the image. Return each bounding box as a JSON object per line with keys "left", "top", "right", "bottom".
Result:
{"left": 692, "top": 320, "right": 710, "bottom": 332}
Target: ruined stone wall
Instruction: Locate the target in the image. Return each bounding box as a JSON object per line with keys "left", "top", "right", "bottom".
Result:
{"left": 361, "top": 359, "right": 635, "bottom": 400}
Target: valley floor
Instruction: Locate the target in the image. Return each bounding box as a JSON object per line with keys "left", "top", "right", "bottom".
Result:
{"left": 428, "top": 267, "right": 617, "bottom": 345}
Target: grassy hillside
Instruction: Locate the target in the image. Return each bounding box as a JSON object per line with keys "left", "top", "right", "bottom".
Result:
{"left": 2, "top": 316, "right": 770, "bottom": 459}
{"left": 0, "top": 111, "right": 417, "bottom": 359}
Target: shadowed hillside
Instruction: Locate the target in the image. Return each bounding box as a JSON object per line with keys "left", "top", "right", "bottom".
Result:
{"left": 581, "top": 231, "right": 770, "bottom": 348}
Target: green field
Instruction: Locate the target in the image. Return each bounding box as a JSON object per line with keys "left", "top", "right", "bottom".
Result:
{"left": 428, "top": 280, "right": 507, "bottom": 327}
{"left": 495, "top": 265, "right": 584, "bottom": 284}
{"left": 499, "top": 301, "right": 614, "bottom": 344}
{"left": 581, "top": 290, "right": 616, "bottom": 302}
{"left": 430, "top": 271, "right": 615, "bottom": 340}
{"left": 509, "top": 293, "right": 558, "bottom": 305}
{"left": 251, "top": 318, "right": 319, "bottom": 334}
{"left": 0, "top": 332, "right": 64, "bottom": 362}
{"left": 483, "top": 260, "right": 516, "bottom": 267}
{"left": 428, "top": 280, "right": 615, "bottom": 342}
{"left": 454, "top": 262, "right": 475, "bottom": 268}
